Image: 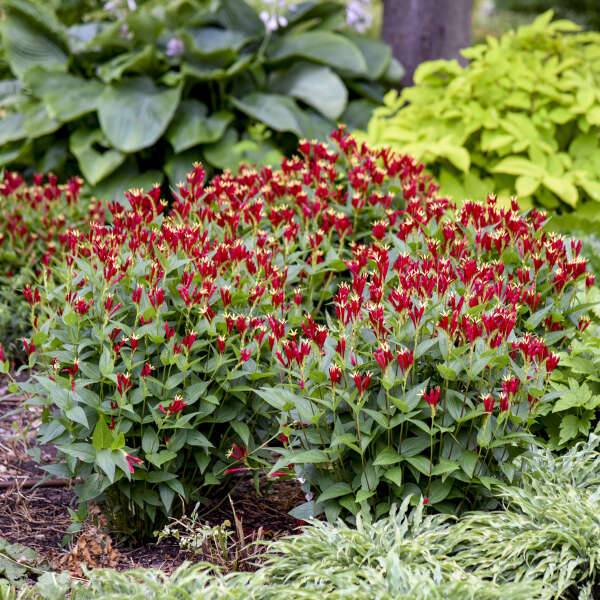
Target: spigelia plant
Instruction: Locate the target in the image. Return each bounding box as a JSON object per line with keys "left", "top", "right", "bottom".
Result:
{"left": 263, "top": 189, "right": 595, "bottom": 522}
{"left": 23, "top": 128, "right": 439, "bottom": 539}
{"left": 0, "top": 170, "right": 103, "bottom": 360}
{"left": 0, "top": 0, "right": 401, "bottom": 200}
{"left": 361, "top": 11, "right": 600, "bottom": 224}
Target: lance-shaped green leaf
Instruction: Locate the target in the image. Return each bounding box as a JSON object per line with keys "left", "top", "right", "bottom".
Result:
{"left": 98, "top": 76, "right": 182, "bottom": 152}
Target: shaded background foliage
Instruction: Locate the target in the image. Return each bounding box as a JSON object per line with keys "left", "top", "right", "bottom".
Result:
{"left": 0, "top": 0, "right": 402, "bottom": 203}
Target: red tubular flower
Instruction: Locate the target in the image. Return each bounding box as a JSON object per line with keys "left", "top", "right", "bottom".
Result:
{"left": 159, "top": 394, "right": 187, "bottom": 416}
{"left": 141, "top": 362, "right": 153, "bottom": 377}
{"left": 545, "top": 353, "right": 560, "bottom": 373}
{"left": 22, "top": 338, "right": 35, "bottom": 357}
{"left": 397, "top": 349, "right": 414, "bottom": 375}
{"left": 0, "top": 343, "right": 4, "bottom": 363}
{"left": 116, "top": 372, "right": 132, "bottom": 395}
{"left": 182, "top": 332, "right": 197, "bottom": 352}
{"left": 423, "top": 387, "right": 440, "bottom": 409}
{"left": 230, "top": 443, "right": 247, "bottom": 461}
{"left": 217, "top": 335, "right": 226, "bottom": 354}
{"left": 125, "top": 454, "right": 143, "bottom": 474}
{"left": 481, "top": 394, "right": 495, "bottom": 413}
{"left": 353, "top": 372, "right": 372, "bottom": 395}
{"left": 329, "top": 365, "right": 342, "bottom": 386}
{"left": 372, "top": 220, "right": 387, "bottom": 241}
{"left": 240, "top": 347, "right": 252, "bottom": 362}
{"left": 499, "top": 393, "right": 509, "bottom": 412}
{"left": 129, "top": 335, "right": 139, "bottom": 352}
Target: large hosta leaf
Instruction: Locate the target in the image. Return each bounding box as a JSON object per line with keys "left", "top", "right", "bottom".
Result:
{"left": 213, "top": 0, "right": 265, "bottom": 37}
{"left": 22, "top": 101, "right": 60, "bottom": 138}
{"left": 98, "top": 76, "right": 182, "bottom": 152}
{"left": 98, "top": 45, "right": 160, "bottom": 83}
{"left": 269, "top": 62, "right": 347, "bottom": 121}
{"left": 267, "top": 31, "right": 367, "bottom": 76}
{"left": 185, "top": 27, "right": 252, "bottom": 54}
{"left": 24, "top": 68, "right": 103, "bottom": 122}
{"left": 341, "top": 32, "right": 391, "bottom": 81}
{"left": 164, "top": 148, "right": 203, "bottom": 186}
{"left": 231, "top": 92, "right": 305, "bottom": 137}
{"left": 0, "top": 112, "right": 26, "bottom": 146}
{"left": 70, "top": 127, "right": 126, "bottom": 186}
{"left": 1, "top": 14, "right": 68, "bottom": 78}
{"left": 166, "top": 100, "right": 233, "bottom": 152}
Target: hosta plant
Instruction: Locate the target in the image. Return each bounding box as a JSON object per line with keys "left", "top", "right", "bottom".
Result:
{"left": 0, "top": 0, "right": 401, "bottom": 200}
{"left": 361, "top": 12, "right": 600, "bottom": 223}
{"left": 0, "top": 170, "right": 103, "bottom": 360}
{"left": 23, "top": 129, "right": 437, "bottom": 538}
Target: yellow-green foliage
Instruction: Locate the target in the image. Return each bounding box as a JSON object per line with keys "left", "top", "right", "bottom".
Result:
{"left": 361, "top": 12, "right": 600, "bottom": 219}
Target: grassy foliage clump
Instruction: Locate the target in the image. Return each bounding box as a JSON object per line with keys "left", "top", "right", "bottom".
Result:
{"left": 30, "top": 434, "right": 600, "bottom": 599}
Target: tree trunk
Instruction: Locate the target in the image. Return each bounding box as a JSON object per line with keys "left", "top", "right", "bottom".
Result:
{"left": 382, "top": 0, "right": 473, "bottom": 86}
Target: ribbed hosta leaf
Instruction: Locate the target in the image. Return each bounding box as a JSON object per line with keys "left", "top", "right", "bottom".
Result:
{"left": 98, "top": 76, "right": 181, "bottom": 153}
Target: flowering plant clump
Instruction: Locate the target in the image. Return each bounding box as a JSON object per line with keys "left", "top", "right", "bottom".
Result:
{"left": 23, "top": 128, "right": 594, "bottom": 533}
{"left": 0, "top": 171, "right": 103, "bottom": 360}
{"left": 262, "top": 173, "right": 595, "bottom": 521}
{"left": 24, "top": 128, "right": 439, "bottom": 538}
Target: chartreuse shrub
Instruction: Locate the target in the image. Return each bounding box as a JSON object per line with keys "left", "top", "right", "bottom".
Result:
{"left": 0, "top": 0, "right": 401, "bottom": 201}
{"left": 28, "top": 435, "right": 600, "bottom": 599}
{"left": 0, "top": 171, "right": 103, "bottom": 361}
{"left": 362, "top": 11, "right": 600, "bottom": 221}
{"left": 22, "top": 129, "right": 437, "bottom": 539}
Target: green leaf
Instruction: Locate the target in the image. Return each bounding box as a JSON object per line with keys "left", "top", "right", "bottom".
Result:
{"left": 515, "top": 175, "right": 540, "bottom": 197}
{"left": 269, "top": 62, "right": 347, "bottom": 121}
{"left": 146, "top": 450, "right": 177, "bottom": 468}
{"left": 99, "top": 347, "right": 113, "bottom": 378}
{"left": 95, "top": 448, "right": 116, "bottom": 483}
{"left": 431, "top": 458, "right": 459, "bottom": 477}
{"left": 255, "top": 386, "right": 298, "bottom": 411}
{"left": 98, "top": 45, "right": 158, "bottom": 83}
{"left": 434, "top": 141, "right": 470, "bottom": 172}
{"left": 70, "top": 127, "right": 125, "bottom": 185}
{"left": 458, "top": 450, "right": 479, "bottom": 478}
{"left": 428, "top": 478, "right": 452, "bottom": 504}
{"left": 186, "top": 430, "right": 213, "bottom": 448}
{"left": 22, "top": 101, "right": 60, "bottom": 138}
{"left": 340, "top": 32, "right": 391, "bottom": 80}
{"left": 166, "top": 100, "right": 233, "bottom": 152}
{"left": 271, "top": 449, "right": 330, "bottom": 473}
{"left": 405, "top": 456, "right": 431, "bottom": 476}
{"left": 491, "top": 156, "right": 546, "bottom": 178}
{"left": 0, "top": 112, "right": 25, "bottom": 145}
{"left": 267, "top": 31, "right": 367, "bottom": 76}
{"left": 2, "top": 14, "right": 67, "bottom": 78}
{"left": 142, "top": 428, "right": 159, "bottom": 455}
{"left": 383, "top": 466, "right": 403, "bottom": 487}
{"left": 559, "top": 414, "right": 579, "bottom": 445}
{"left": 316, "top": 482, "right": 353, "bottom": 503}
{"left": 98, "top": 76, "right": 181, "bottom": 152}
{"left": 373, "top": 447, "right": 403, "bottom": 466}
{"left": 231, "top": 93, "right": 305, "bottom": 137}
{"left": 542, "top": 175, "right": 578, "bottom": 207}
{"left": 65, "top": 405, "right": 88, "bottom": 428}
{"left": 92, "top": 416, "right": 114, "bottom": 451}
{"left": 24, "top": 67, "right": 103, "bottom": 122}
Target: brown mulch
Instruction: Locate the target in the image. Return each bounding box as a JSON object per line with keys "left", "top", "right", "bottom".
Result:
{"left": 0, "top": 376, "right": 305, "bottom": 577}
